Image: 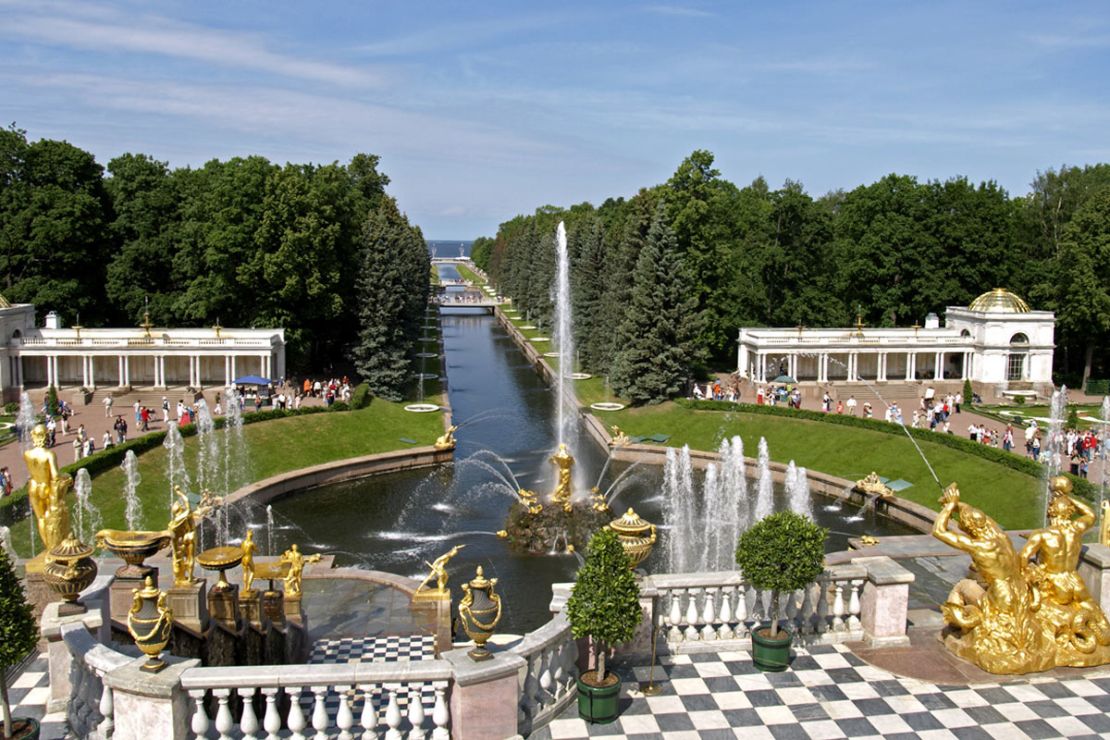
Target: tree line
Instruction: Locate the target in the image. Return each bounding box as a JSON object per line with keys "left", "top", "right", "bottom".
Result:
{"left": 474, "top": 151, "right": 1110, "bottom": 403}
{"left": 0, "top": 126, "right": 430, "bottom": 399}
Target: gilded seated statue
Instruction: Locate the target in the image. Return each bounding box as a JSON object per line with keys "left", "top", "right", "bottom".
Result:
{"left": 550, "top": 443, "right": 573, "bottom": 512}
{"left": 24, "top": 423, "right": 73, "bottom": 551}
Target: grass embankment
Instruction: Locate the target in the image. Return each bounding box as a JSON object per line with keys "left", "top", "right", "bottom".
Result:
{"left": 455, "top": 263, "right": 487, "bottom": 286}
{"left": 3, "top": 400, "right": 445, "bottom": 556}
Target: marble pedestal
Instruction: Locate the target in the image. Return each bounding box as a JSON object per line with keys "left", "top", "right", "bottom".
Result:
{"left": 110, "top": 571, "right": 158, "bottom": 627}
{"left": 167, "top": 580, "right": 209, "bottom": 633}
{"left": 207, "top": 583, "right": 241, "bottom": 627}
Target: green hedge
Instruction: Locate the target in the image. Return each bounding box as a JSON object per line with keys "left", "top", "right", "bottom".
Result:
{"left": 675, "top": 399, "right": 1097, "bottom": 502}
{"left": 1086, "top": 379, "right": 1109, "bottom": 396}
{"left": 0, "top": 403, "right": 338, "bottom": 518}
{"left": 350, "top": 383, "right": 372, "bottom": 410}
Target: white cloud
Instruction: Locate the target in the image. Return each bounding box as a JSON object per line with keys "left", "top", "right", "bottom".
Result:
{"left": 0, "top": 0, "right": 380, "bottom": 87}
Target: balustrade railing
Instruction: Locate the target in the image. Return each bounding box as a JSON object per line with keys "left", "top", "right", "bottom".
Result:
{"left": 649, "top": 565, "right": 867, "bottom": 648}
{"left": 61, "top": 624, "right": 131, "bottom": 739}
{"left": 510, "top": 614, "right": 578, "bottom": 735}
{"left": 180, "top": 661, "right": 452, "bottom": 739}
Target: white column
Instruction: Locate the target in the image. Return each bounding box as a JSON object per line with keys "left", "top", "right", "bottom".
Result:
{"left": 224, "top": 356, "right": 231, "bottom": 386}
{"left": 16, "top": 356, "right": 22, "bottom": 388}
{"left": 264, "top": 354, "right": 271, "bottom": 380}
{"left": 123, "top": 356, "right": 130, "bottom": 387}
{"left": 191, "top": 356, "right": 199, "bottom": 387}
{"left": 907, "top": 353, "right": 916, "bottom": 381}
{"left": 935, "top": 352, "right": 944, "bottom": 380}
{"left": 117, "top": 356, "right": 124, "bottom": 387}
{"left": 738, "top": 344, "right": 749, "bottom": 377}
{"left": 878, "top": 353, "right": 886, "bottom": 382}
{"left": 230, "top": 356, "right": 237, "bottom": 384}
{"left": 88, "top": 356, "right": 95, "bottom": 389}
{"left": 156, "top": 355, "right": 164, "bottom": 388}
{"left": 47, "top": 356, "right": 55, "bottom": 387}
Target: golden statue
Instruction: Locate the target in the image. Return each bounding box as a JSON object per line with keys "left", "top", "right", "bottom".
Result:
{"left": 589, "top": 486, "right": 609, "bottom": 513}
{"left": 860, "top": 535, "right": 880, "bottom": 547}
{"left": 278, "top": 544, "right": 320, "bottom": 598}
{"left": 167, "top": 486, "right": 215, "bottom": 587}
{"left": 609, "top": 426, "right": 630, "bottom": 447}
{"left": 855, "top": 472, "right": 894, "bottom": 499}
{"left": 416, "top": 544, "right": 465, "bottom": 595}
{"left": 24, "top": 423, "right": 73, "bottom": 551}
{"left": 1020, "top": 477, "right": 1110, "bottom": 666}
{"left": 550, "top": 443, "right": 574, "bottom": 512}
{"left": 932, "top": 483, "right": 1053, "bottom": 674}
{"left": 517, "top": 488, "right": 542, "bottom": 515}
{"left": 240, "top": 530, "right": 257, "bottom": 594}
{"left": 434, "top": 425, "right": 458, "bottom": 451}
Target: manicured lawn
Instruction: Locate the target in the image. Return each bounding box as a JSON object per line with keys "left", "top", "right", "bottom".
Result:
{"left": 455, "top": 264, "right": 487, "bottom": 286}
{"left": 4, "top": 400, "right": 446, "bottom": 556}
{"left": 597, "top": 403, "right": 1045, "bottom": 530}
{"left": 976, "top": 403, "right": 1106, "bottom": 431}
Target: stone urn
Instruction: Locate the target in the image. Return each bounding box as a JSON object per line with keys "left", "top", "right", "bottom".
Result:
{"left": 127, "top": 576, "right": 174, "bottom": 673}
{"left": 458, "top": 566, "right": 502, "bottom": 661}
{"left": 607, "top": 507, "right": 657, "bottom": 570}
{"left": 43, "top": 534, "right": 98, "bottom": 614}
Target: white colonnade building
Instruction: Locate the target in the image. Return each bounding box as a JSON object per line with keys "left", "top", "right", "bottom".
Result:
{"left": 737, "top": 289, "right": 1055, "bottom": 398}
{"left": 0, "top": 300, "right": 284, "bottom": 400}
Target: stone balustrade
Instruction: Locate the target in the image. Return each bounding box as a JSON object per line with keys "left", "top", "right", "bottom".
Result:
{"left": 509, "top": 613, "right": 578, "bottom": 735}
{"left": 180, "top": 661, "right": 452, "bottom": 739}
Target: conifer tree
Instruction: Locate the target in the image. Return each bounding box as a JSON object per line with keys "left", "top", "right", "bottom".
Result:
{"left": 610, "top": 204, "right": 703, "bottom": 403}
{"left": 0, "top": 544, "right": 38, "bottom": 737}
{"left": 570, "top": 216, "right": 608, "bottom": 373}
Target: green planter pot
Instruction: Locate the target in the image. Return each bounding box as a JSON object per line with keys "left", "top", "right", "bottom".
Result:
{"left": 6, "top": 717, "right": 41, "bottom": 740}
{"left": 751, "top": 626, "right": 793, "bottom": 672}
{"left": 577, "top": 672, "right": 621, "bottom": 723}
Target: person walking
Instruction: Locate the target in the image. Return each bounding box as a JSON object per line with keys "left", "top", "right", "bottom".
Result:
{"left": 103, "top": 394, "right": 113, "bottom": 417}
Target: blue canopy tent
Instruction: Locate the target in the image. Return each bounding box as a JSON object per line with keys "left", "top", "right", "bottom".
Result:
{"left": 233, "top": 375, "right": 271, "bottom": 386}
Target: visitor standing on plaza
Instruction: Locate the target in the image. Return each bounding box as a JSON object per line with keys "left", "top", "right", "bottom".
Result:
{"left": 103, "top": 394, "right": 112, "bottom": 417}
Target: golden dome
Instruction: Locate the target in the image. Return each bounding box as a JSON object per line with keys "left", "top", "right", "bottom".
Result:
{"left": 968, "top": 288, "right": 1030, "bottom": 313}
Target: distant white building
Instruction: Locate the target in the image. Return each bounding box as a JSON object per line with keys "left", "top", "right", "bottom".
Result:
{"left": 0, "top": 298, "right": 285, "bottom": 400}
{"left": 737, "top": 289, "right": 1054, "bottom": 396}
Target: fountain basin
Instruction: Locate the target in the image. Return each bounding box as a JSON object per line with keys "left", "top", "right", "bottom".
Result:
{"left": 571, "top": 373, "right": 592, "bottom": 380}
{"left": 543, "top": 352, "right": 561, "bottom": 358}
{"left": 519, "top": 325, "right": 536, "bottom": 330}
{"left": 530, "top": 337, "right": 550, "bottom": 342}
{"left": 404, "top": 404, "right": 441, "bottom": 413}
{"left": 415, "top": 352, "right": 439, "bottom": 359}
{"left": 590, "top": 402, "right": 626, "bottom": 412}
{"left": 420, "top": 336, "right": 437, "bottom": 342}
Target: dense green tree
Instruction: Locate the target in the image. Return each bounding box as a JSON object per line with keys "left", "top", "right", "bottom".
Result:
{"left": 569, "top": 215, "right": 607, "bottom": 372}
{"left": 0, "top": 541, "right": 38, "bottom": 737}
{"left": 470, "top": 236, "right": 494, "bottom": 271}
{"left": 610, "top": 205, "right": 703, "bottom": 403}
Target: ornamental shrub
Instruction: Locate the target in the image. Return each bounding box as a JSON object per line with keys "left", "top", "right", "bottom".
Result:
{"left": 736, "top": 511, "right": 826, "bottom": 638}
{"left": 350, "top": 382, "right": 372, "bottom": 410}
{"left": 962, "top": 379, "right": 974, "bottom": 408}
{"left": 566, "top": 528, "right": 642, "bottom": 683}
{"left": 0, "top": 544, "right": 38, "bottom": 737}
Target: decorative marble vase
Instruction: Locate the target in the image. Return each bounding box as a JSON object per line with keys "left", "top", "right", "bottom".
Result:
{"left": 43, "top": 534, "right": 97, "bottom": 611}
{"left": 607, "top": 508, "right": 657, "bottom": 570}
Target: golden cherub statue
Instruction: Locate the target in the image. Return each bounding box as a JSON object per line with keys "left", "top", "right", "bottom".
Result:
{"left": 609, "top": 426, "right": 630, "bottom": 447}
{"left": 416, "top": 544, "right": 465, "bottom": 594}
{"left": 518, "top": 488, "right": 542, "bottom": 515}
{"left": 434, "top": 425, "right": 458, "bottom": 451}
{"left": 550, "top": 443, "right": 574, "bottom": 512}
{"left": 24, "top": 423, "right": 73, "bottom": 551}
{"left": 279, "top": 544, "right": 321, "bottom": 598}
{"left": 167, "top": 486, "right": 216, "bottom": 587}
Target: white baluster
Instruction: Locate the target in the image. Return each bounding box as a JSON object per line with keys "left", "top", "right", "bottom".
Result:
{"left": 798, "top": 582, "right": 815, "bottom": 635}
{"left": 239, "top": 687, "right": 260, "bottom": 740}
{"left": 562, "top": 635, "right": 578, "bottom": 693}
{"left": 701, "top": 588, "right": 717, "bottom": 641}
{"left": 520, "top": 655, "right": 539, "bottom": 718}
{"left": 848, "top": 579, "right": 863, "bottom": 632}
{"left": 667, "top": 589, "right": 684, "bottom": 642}
{"left": 189, "top": 689, "right": 210, "bottom": 738}
{"left": 551, "top": 642, "right": 566, "bottom": 698}
{"left": 432, "top": 686, "right": 450, "bottom": 740}
{"left": 539, "top": 649, "right": 555, "bottom": 705}
{"left": 360, "top": 685, "right": 378, "bottom": 738}
{"left": 385, "top": 691, "right": 403, "bottom": 740}
{"left": 832, "top": 583, "right": 846, "bottom": 632}
{"left": 262, "top": 688, "right": 282, "bottom": 740}
{"left": 286, "top": 686, "right": 308, "bottom": 740}
{"left": 530, "top": 653, "right": 546, "bottom": 711}
{"left": 785, "top": 588, "right": 800, "bottom": 633}
{"left": 734, "top": 583, "right": 750, "bottom": 638}
{"left": 310, "top": 686, "right": 330, "bottom": 740}
{"left": 408, "top": 686, "right": 427, "bottom": 740}
{"left": 98, "top": 679, "right": 114, "bottom": 739}
{"left": 684, "top": 588, "right": 701, "bottom": 641}
{"left": 335, "top": 685, "right": 354, "bottom": 740}
{"left": 815, "top": 579, "right": 830, "bottom": 635}
{"left": 718, "top": 586, "right": 734, "bottom": 640}
{"left": 214, "top": 688, "right": 235, "bottom": 740}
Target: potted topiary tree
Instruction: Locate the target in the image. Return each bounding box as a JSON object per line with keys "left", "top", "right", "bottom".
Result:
{"left": 0, "top": 544, "right": 40, "bottom": 739}
{"left": 735, "top": 510, "right": 826, "bottom": 671}
{"left": 566, "top": 528, "right": 641, "bottom": 724}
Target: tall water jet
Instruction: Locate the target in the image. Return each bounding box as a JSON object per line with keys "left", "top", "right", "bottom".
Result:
{"left": 702, "top": 462, "right": 721, "bottom": 572}
{"left": 194, "top": 400, "right": 219, "bottom": 494}
{"left": 121, "top": 450, "right": 143, "bottom": 530}
{"left": 792, "top": 466, "right": 813, "bottom": 520}
{"left": 553, "top": 222, "right": 577, "bottom": 468}
{"left": 721, "top": 436, "right": 749, "bottom": 534}
{"left": 267, "top": 504, "right": 275, "bottom": 555}
{"left": 163, "top": 422, "right": 191, "bottom": 510}
{"left": 73, "top": 468, "right": 101, "bottom": 544}
{"left": 662, "top": 446, "right": 694, "bottom": 573}
{"left": 17, "top": 390, "right": 35, "bottom": 451}
{"left": 1043, "top": 386, "right": 1068, "bottom": 526}
{"left": 754, "top": 437, "right": 774, "bottom": 522}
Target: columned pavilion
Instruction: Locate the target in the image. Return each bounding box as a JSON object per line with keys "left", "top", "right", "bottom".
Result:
{"left": 0, "top": 301, "right": 284, "bottom": 399}
{"left": 737, "top": 289, "right": 1055, "bottom": 395}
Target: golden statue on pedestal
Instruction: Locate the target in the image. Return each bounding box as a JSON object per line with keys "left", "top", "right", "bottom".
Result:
{"left": 609, "top": 426, "right": 630, "bottom": 447}
{"left": 550, "top": 443, "right": 573, "bottom": 513}
{"left": 240, "top": 530, "right": 257, "bottom": 595}
{"left": 25, "top": 423, "right": 73, "bottom": 551}
{"left": 167, "top": 486, "right": 217, "bottom": 587}
{"left": 932, "top": 479, "right": 1110, "bottom": 674}
{"left": 415, "top": 545, "right": 465, "bottom": 596}
{"left": 518, "top": 488, "right": 542, "bottom": 515}
{"left": 855, "top": 472, "right": 894, "bottom": 500}
{"left": 278, "top": 544, "right": 320, "bottom": 598}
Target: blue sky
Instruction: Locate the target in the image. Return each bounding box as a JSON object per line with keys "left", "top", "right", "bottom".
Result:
{"left": 3, "top": 1, "right": 1109, "bottom": 239}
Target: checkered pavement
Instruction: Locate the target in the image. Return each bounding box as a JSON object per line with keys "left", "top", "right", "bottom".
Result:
{"left": 5, "top": 653, "right": 67, "bottom": 740}
{"left": 537, "top": 643, "right": 1110, "bottom": 740}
